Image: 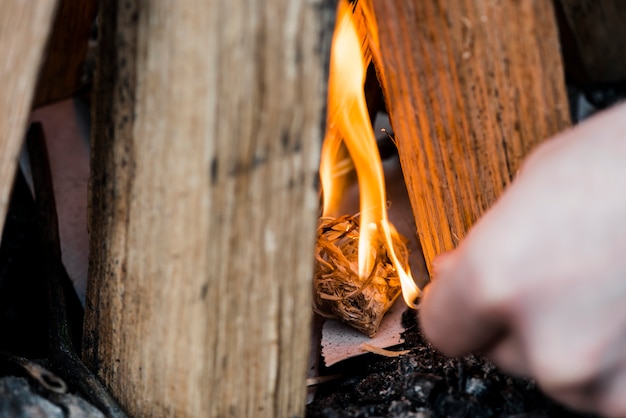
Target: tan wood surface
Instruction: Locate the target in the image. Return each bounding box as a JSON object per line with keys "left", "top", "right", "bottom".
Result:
{"left": 83, "top": 1, "right": 334, "bottom": 416}
{"left": 33, "top": 0, "right": 98, "bottom": 108}
{"left": 361, "top": 0, "right": 571, "bottom": 273}
{"left": 0, "top": 1, "right": 59, "bottom": 237}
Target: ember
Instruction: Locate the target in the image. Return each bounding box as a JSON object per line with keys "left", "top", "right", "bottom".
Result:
{"left": 314, "top": 0, "right": 420, "bottom": 336}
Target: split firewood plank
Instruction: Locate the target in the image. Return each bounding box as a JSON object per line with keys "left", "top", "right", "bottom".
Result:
{"left": 83, "top": 1, "right": 334, "bottom": 417}
{"left": 557, "top": 0, "right": 626, "bottom": 84}
{"left": 33, "top": 0, "right": 98, "bottom": 108}
{"left": 0, "top": 1, "right": 59, "bottom": 238}
{"left": 360, "top": 0, "right": 571, "bottom": 272}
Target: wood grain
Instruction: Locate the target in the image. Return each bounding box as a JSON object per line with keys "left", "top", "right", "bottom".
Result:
{"left": 0, "top": 1, "right": 58, "bottom": 238}
{"left": 83, "top": 1, "right": 334, "bottom": 416}
{"left": 33, "top": 0, "right": 98, "bottom": 108}
{"left": 362, "top": 0, "right": 571, "bottom": 272}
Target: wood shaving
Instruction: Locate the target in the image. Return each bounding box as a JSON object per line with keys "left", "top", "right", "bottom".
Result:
{"left": 313, "top": 214, "right": 410, "bottom": 337}
{"left": 306, "top": 375, "right": 342, "bottom": 387}
{"left": 359, "top": 343, "right": 410, "bottom": 357}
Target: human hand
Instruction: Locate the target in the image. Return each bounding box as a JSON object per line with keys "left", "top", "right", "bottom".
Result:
{"left": 419, "top": 103, "right": 626, "bottom": 417}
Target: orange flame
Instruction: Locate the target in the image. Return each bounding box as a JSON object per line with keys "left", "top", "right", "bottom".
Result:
{"left": 320, "top": 0, "right": 420, "bottom": 308}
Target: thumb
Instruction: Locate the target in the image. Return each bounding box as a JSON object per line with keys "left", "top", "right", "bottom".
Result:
{"left": 419, "top": 251, "right": 506, "bottom": 357}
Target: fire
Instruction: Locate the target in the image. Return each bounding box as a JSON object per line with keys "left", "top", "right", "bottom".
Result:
{"left": 319, "top": 0, "right": 421, "bottom": 308}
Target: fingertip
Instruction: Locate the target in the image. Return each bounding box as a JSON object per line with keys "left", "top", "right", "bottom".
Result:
{"left": 418, "top": 255, "right": 505, "bottom": 358}
{"left": 418, "top": 270, "right": 470, "bottom": 357}
{"left": 418, "top": 252, "right": 458, "bottom": 353}
{"left": 419, "top": 279, "right": 458, "bottom": 355}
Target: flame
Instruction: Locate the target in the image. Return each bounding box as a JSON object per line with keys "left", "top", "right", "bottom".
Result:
{"left": 320, "top": 0, "right": 421, "bottom": 308}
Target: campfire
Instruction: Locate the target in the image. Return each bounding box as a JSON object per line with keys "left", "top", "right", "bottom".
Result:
{"left": 308, "top": 0, "right": 602, "bottom": 415}
{"left": 1, "top": 0, "right": 602, "bottom": 415}
{"left": 313, "top": 0, "right": 421, "bottom": 337}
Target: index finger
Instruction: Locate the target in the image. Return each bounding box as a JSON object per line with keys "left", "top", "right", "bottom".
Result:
{"left": 419, "top": 253, "right": 507, "bottom": 357}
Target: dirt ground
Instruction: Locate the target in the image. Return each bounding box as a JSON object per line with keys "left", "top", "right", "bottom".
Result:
{"left": 306, "top": 310, "right": 597, "bottom": 418}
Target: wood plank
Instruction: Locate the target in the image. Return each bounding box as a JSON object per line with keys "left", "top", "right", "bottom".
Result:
{"left": 83, "top": 1, "right": 334, "bottom": 416}
{"left": 362, "top": 0, "right": 571, "bottom": 272}
{"left": 0, "top": 1, "right": 59, "bottom": 238}
{"left": 558, "top": 0, "right": 626, "bottom": 84}
{"left": 33, "top": 0, "right": 98, "bottom": 107}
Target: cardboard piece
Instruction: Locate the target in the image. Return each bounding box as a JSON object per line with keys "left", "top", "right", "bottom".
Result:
{"left": 321, "top": 299, "right": 408, "bottom": 366}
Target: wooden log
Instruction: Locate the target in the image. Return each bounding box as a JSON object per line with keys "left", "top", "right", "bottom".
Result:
{"left": 33, "top": 0, "right": 98, "bottom": 108}
{"left": 557, "top": 0, "right": 626, "bottom": 84}
{"left": 83, "top": 1, "right": 333, "bottom": 417}
{"left": 360, "top": 0, "right": 571, "bottom": 272}
{"left": 0, "top": 1, "right": 58, "bottom": 238}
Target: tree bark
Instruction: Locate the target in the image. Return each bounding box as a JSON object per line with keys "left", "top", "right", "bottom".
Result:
{"left": 83, "top": 1, "right": 333, "bottom": 417}
{"left": 362, "top": 0, "right": 571, "bottom": 272}
{"left": 0, "top": 1, "right": 58, "bottom": 237}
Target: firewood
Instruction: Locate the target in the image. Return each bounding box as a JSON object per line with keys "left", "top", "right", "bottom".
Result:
{"left": 32, "top": 0, "right": 98, "bottom": 107}
{"left": 557, "top": 0, "right": 626, "bottom": 84}
{"left": 27, "top": 123, "right": 126, "bottom": 417}
{"left": 358, "top": 0, "right": 571, "bottom": 272}
{"left": 0, "top": 0, "right": 58, "bottom": 238}
{"left": 83, "top": 1, "right": 334, "bottom": 416}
